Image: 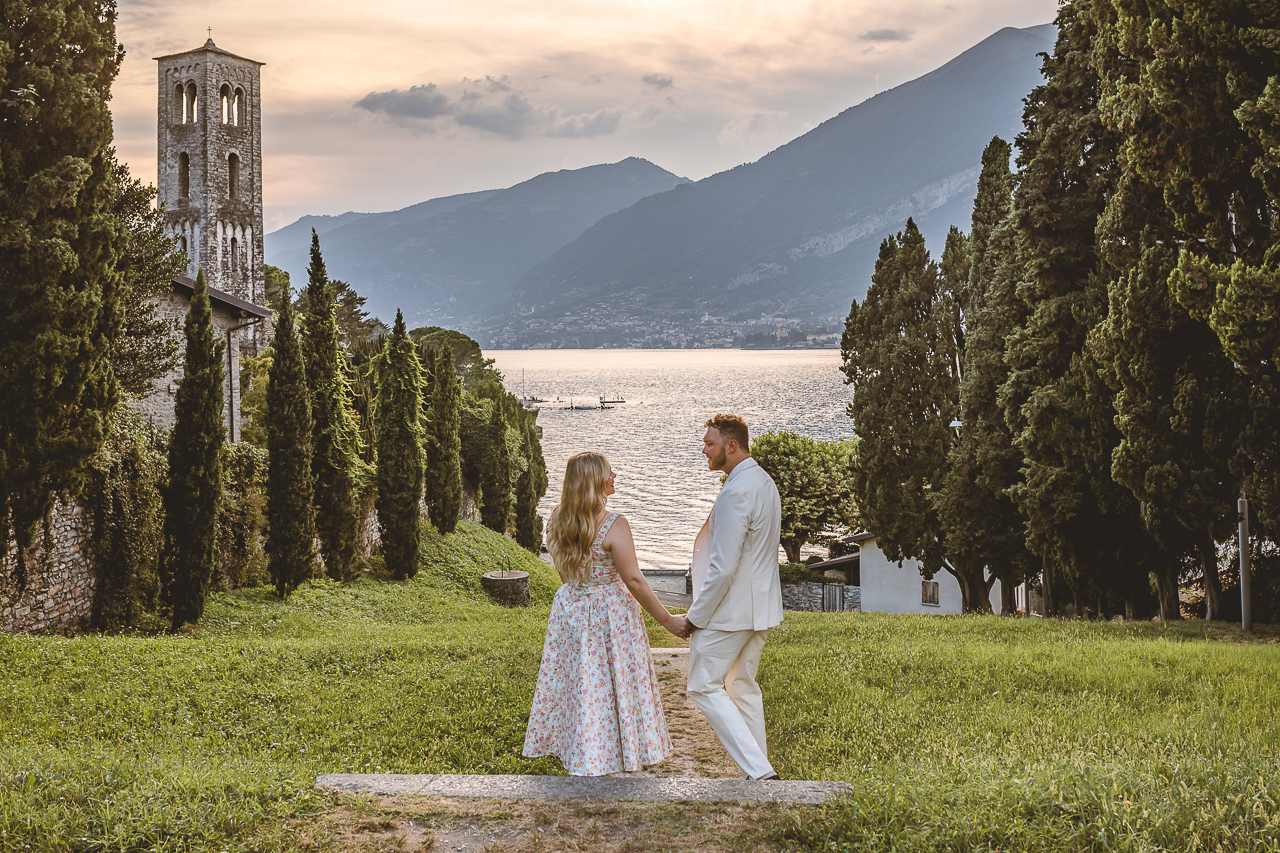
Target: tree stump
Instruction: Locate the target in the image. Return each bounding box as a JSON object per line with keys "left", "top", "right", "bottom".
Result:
{"left": 481, "top": 571, "right": 530, "bottom": 607}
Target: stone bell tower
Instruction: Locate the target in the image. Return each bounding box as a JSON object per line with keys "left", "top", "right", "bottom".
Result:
{"left": 155, "top": 39, "right": 266, "bottom": 321}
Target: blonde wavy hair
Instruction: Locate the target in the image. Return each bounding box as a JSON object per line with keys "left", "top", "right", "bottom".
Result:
{"left": 547, "top": 452, "right": 612, "bottom": 582}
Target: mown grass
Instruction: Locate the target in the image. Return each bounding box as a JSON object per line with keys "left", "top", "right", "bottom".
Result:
{"left": 763, "top": 613, "right": 1280, "bottom": 852}
{"left": 4, "top": 536, "right": 1279, "bottom": 852}
{"left": 0, "top": 520, "right": 565, "bottom": 852}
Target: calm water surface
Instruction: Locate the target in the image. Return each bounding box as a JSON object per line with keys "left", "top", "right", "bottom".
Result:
{"left": 488, "top": 349, "right": 853, "bottom": 573}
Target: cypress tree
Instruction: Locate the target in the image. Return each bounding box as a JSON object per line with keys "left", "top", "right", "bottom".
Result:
{"left": 1001, "top": 1, "right": 1166, "bottom": 619}
{"left": 479, "top": 397, "right": 512, "bottom": 534}
{"left": 842, "top": 219, "right": 977, "bottom": 606}
{"left": 1090, "top": 1, "right": 1280, "bottom": 534}
{"left": 418, "top": 342, "right": 438, "bottom": 525}
{"left": 1097, "top": 239, "right": 1245, "bottom": 619}
{"left": 301, "top": 231, "right": 364, "bottom": 580}
{"left": 514, "top": 407, "right": 548, "bottom": 552}
{"left": 429, "top": 347, "right": 464, "bottom": 534}
{"left": 265, "top": 292, "right": 315, "bottom": 598}
{"left": 162, "top": 268, "right": 225, "bottom": 628}
{"left": 375, "top": 311, "right": 424, "bottom": 579}
{"left": 1, "top": 2, "right": 126, "bottom": 570}
{"left": 936, "top": 138, "right": 1036, "bottom": 615}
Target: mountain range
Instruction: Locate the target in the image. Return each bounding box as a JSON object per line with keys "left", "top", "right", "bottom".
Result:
{"left": 263, "top": 160, "right": 688, "bottom": 327}
{"left": 265, "top": 23, "right": 1055, "bottom": 344}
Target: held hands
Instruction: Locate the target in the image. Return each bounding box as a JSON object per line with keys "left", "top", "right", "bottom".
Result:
{"left": 665, "top": 614, "right": 697, "bottom": 640}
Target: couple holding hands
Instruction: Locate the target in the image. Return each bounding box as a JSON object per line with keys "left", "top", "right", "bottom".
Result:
{"left": 522, "top": 414, "right": 784, "bottom": 781}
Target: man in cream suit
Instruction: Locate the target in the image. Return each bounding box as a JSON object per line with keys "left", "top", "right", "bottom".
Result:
{"left": 678, "top": 414, "right": 783, "bottom": 781}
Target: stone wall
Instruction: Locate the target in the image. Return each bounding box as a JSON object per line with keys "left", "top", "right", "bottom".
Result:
{"left": 781, "top": 582, "right": 861, "bottom": 613}
{"left": 1, "top": 499, "right": 96, "bottom": 633}
{"left": 127, "top": 290, "right": 246, "bottom": 439}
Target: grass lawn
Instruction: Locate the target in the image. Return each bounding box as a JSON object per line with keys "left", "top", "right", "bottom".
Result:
{"left": 2, "top": 524, "right": 1278, "bottom": 852}
{"left": 765, "top": 614, "right": 1280, "bottom": 852}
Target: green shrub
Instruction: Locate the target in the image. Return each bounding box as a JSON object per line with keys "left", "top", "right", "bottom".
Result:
{"left": 215, "top": 442, "right": 269, "bottom": 591}
{"left": 87, "top": 408, "right": 166, "bottom": 631}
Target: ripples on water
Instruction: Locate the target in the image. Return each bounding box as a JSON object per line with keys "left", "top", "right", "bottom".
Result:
{"left": 488, "top": 350, "right": 854, "bottom": 573}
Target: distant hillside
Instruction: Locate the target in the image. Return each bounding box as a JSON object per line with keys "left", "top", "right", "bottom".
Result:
{"left": 264, "top": 159, "right": 688, "bottom": 327}
{"left": 513, "top": 24, "right": 1054, "bottom": 326}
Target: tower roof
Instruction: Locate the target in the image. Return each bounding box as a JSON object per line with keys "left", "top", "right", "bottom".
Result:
{"left": 154, "top": 39, "right": 265, "bottom": 66}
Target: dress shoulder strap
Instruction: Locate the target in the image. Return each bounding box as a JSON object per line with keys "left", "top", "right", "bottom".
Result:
{"left": 595, "top": 511, "right": 620, "bottom": 542}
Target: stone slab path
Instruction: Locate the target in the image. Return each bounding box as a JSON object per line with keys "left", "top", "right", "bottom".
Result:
{"left": 315, "top": 773, "right": 848, "bottom": 805}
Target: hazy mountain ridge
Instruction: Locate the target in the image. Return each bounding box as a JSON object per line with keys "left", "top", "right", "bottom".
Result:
{"left": 266, "top": 24, "right": 1054, "bottom": 344}
{"left": 511, "top": 24, "right": 1054, "bottom": 325}
{"left": 264, "top": 158, "right": 688, "bottom": 326}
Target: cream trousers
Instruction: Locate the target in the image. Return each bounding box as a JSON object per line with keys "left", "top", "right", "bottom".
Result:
{"left": 687, "top": 627, "right": 774, "bottom": 780}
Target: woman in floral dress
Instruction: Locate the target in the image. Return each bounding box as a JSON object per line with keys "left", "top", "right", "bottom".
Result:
{"left": 523, "top": 451, "right": 685, "bottom": 775}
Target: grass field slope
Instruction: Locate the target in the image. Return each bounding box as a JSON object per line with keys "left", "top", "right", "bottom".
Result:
{"left": 1, "top": 522, "right": 1277, "bottom": 851}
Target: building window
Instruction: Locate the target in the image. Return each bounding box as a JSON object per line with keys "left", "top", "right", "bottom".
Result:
{"left": 180, "top": 234, "right": 188, "bottom": 255}
{"left": 233, "top": 87, "right": 244, "bottom": 125}
{"left": 178, "top": 152, "right": 190, "bottom": 198}
{"left": 922, "top": 580, "right": 939, "bottom": 606}
{"left": 220, "top": 84, "right": 231, "bottom": 124}
{"left": 185, "top": 82, "right": 198, "bottom": 123}
{"left": 228, "top": 153, "right": 239, "bottom": 199}
{"left": 173, "top": 83, "right": 185, "bottom": 123}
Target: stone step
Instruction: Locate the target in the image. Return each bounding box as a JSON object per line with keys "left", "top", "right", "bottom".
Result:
{"left": 315, "top": 773, "right": 849, "bottom": 805}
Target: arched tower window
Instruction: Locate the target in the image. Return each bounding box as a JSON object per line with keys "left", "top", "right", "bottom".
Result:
{"left": 231, "top": 236, "right": 239, "bottom": 271}
{"left": 233, "top": 87, "right": 244, "bottom": 125}
{"left": 173, "top": 83, "right": 185, "bottom": 123}
{"left": 228, "top": 153, "right": 240, "bottom": 199}
{"left": 220, "top": 84, "right": 231, "bottom": 124}
{"left": 178, "top": 152, "right": 190, "bottom": 198}
{"left": 180, "top": 234, "right": 188, "bottom": 255}
{"left": 185, "top": 82, "right": 198, "bottom": 122}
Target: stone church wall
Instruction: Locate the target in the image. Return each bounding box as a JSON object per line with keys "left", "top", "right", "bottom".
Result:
{"left": 127, "top": 291, "right": 246, "bottom": 439}
{"left": 1, "top": 499, "right": 96, "bottom": 633}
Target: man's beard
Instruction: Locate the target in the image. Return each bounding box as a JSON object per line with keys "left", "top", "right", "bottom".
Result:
{"left": 709, "top": 448, "right": 727, "bottom": 470}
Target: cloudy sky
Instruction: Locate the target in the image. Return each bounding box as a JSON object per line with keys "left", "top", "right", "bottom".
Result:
{"left": 111, "top": 0, "right": 1058, "bottom": 231}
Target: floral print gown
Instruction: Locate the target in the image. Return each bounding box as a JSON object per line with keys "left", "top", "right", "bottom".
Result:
{"left": 523, "top": 511, "right": 672, "bottom": 775}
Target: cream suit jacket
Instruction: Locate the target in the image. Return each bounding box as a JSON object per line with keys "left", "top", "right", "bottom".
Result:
{"left": 687, "top": 457, "right": 783, "bottom": 631}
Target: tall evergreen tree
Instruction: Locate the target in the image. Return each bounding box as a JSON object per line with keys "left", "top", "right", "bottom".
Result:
{"left": 301, "top": 231, "right": 365, "bottom": 581}
{"left": 513, "top": 405, "right": 548, "bottom": 552}
{"left": 1001, "top": 1, "right": 1166, "bottom": 619}
{"left": 418, "top": 342, "right": 438, "bottom": 526}
{"left": 375, "top": 311, "right": 424, "bottom": 579}
{"left": 429, "top": 347, "right": 464, "bottom": 534}
{"left": 479, "top": 397, "right": 513, "bottom": 534}
{"left": 842, "top": 219, "right": 983, "bottom": 607}
{"left": 936, "top": 139, "right": 1036, "bottom": 615}
{"left": 1, "top": 1, "right": 126, "bottom": 571}
{"left": 1091, "top": 0, "right": 1280, "bottom": 534}
{"left": 1097, "top": 240, "right": 1245, "bottom": 619}
{"left": 162, "top": 268, "right": 225, "bottom": 628}
{"left": 265, "top": 292, "right": 316, "bottom": 598}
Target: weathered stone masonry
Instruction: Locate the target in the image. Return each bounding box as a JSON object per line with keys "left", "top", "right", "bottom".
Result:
{"left": 156, "top": 38, "right": 267, "bottom": 352}
{"left": 1, "top": 499, "right": 96, "bottom": 633}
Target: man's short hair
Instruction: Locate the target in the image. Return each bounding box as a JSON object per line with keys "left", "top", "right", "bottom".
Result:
{"left": 705, "top": 414, "right": 749, "bottom": 451}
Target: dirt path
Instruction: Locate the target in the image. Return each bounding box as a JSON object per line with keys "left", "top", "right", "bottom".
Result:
{"left": 631, "top": 648, "right": 740, "bottom": 779}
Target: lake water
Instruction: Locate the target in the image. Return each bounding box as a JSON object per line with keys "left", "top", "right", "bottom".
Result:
{"left": 487, "top": 349, "right": 854, "bottom": 574}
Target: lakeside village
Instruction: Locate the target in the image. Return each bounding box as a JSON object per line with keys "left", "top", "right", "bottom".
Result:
{"left": 482, "top": 297, "right": 845, "bottom": 350}
{"left": 5, "top": 10, "right": 1280, "bottom": 853}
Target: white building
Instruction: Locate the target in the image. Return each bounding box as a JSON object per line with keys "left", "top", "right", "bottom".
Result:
{"left": 852, "top": 532, "right": 1003, "bottom": 615}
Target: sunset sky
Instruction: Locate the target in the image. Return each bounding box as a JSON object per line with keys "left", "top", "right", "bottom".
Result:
{"left": 111, "top": 0, "right": 1059, "bottom": 231}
